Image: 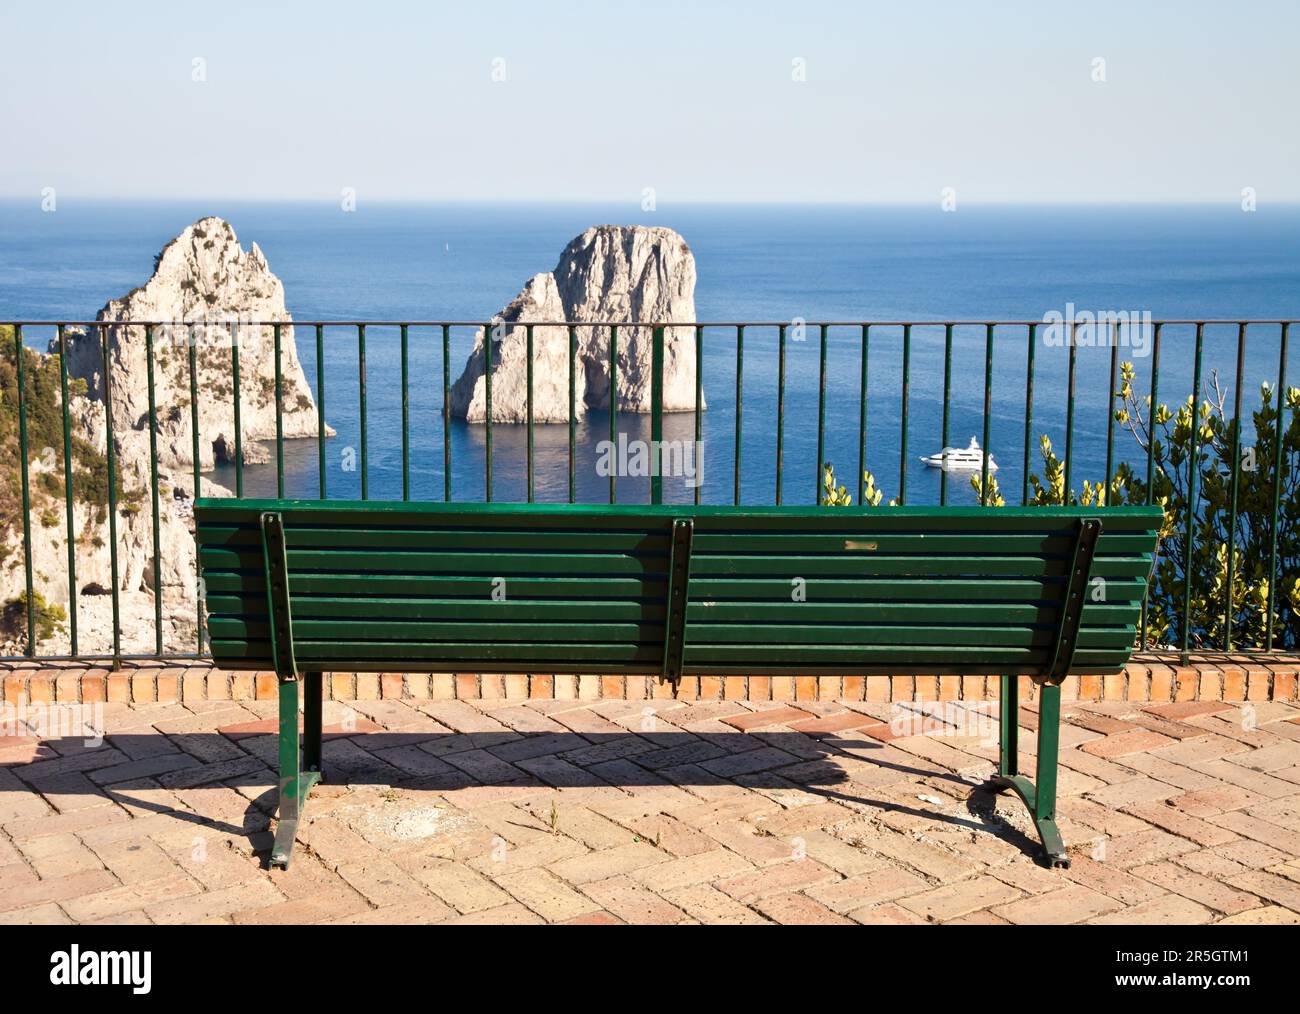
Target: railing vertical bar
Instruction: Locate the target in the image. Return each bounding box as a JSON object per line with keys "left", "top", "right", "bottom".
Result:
{"left": 526, "top": 324, "right": 535, "bottom": 503}
{"left": 1064, "top": 325, "right": 1077, "bottom": 497}
{"left": 1104, "top": 323, "right": 1118, "bottom": 506}
{"left": 940, "top": 323, "right": 953, "bottom": 506}
{"left": 858, "top": 324, "right": 870, "bottom": 505}
{"left": 1181, "top": 322, "right": 1205, "bottom": 657}
{"left": 14, "top": 326, "right": 35, "bottom": 654}
{"left": 231, "top": 322, "right": 243, "bottom": 498}
{"left": 1022, "top": 324, "right": 1036, "bottom": 506}
{"left": 980, "top": 324, "right": 994, "bottom": 505}
{"left": 735, "top": 325, "right": 744, "bottom": 506}
{"left": 144, "top": 325, "right": 163, "bottom": 656}
{"left": 442, "top": 324, "right": 451, "bottom": 502}
{"left": 485, "top": 322, "right": 493, "bottom": 503}
{"left": 651, "top": 325, "right": 664, "bottom": 505}
{"left": 776, "top": 324, "right": 787, "bottom": 505}
{"left": 1140, "top": 322, "right": 1162, "bottom": 650}
{"left": 57, "top": 326, "right": 79, "bottom": 656}
{"left": 1265, "top": 322, "right": 1290, "bottom": 649}
{"left": 400, "top": 324, "right": 410, "bottom": 501}
{"left": 188, "top": 330, "right": 201, "bottom": 499}
{"left": 1224, "top": 323, "right": 1247, "bottom": 651}
{"left": 357, "top": 324, "right": 368, "bottom": 500}
{"left": 568, "top": 325, "right": 576, "bottom": 504}
{"left": 273, "top": 323, "right": 284, "bottom": 497}
{"left": 188, "top": 329, "right": 202, "bottom": 654}
{"left": 609, "top": 325, "right": 617, "bottom": 505}
{"left": 315, "top": 325, "right": 326, "bottom": 499}
{"left": 694, "top": 325, "right": 702, "bottom": 507}
{"left": 102, "top": 324, "right": 122, "bottom": 667}
{"left": 815, "top": 324, "right": 827, "bottom": 505}
{"left": 899, "top": 324, "right": 911, "bottom": 505}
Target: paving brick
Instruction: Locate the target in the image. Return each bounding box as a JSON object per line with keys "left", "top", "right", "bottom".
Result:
{"left": 1146, "top": 700, "right": 1234, "bottom": 721}
{"left": 865, "top": 829, "right": 984, "bottom": 881}
{"left": 1087, "top": 893, "right": 1215, "bottom": 924}
{"left": 849, "top": 902, "right": 928, "bottom": 924}
{"left": 1227, "top": 741, "right": 1300, "bottom": 773}
{"left": 752, "top": 891, "right": 852, "bottom": 924}
{"left": 1102, "top": 828, "right": 1200, "bottom": 867}
{"left": 0, "top": 903, "right": 73, "bottom": 925}
{"left": 334, "top": 856, "right": 431, "bottom": 908}
{"left": 1207, "top": 810, "right": 1300, "bottom": 853}
{"left": 1216, "top": 905, "right": 1300, "bottom": 924}
{"left": 699, "top": 746, "right": 803, "bottom": 778}
{"left": 145, "top": 879, "right": 284, "bottom": 923}
{"left": 397, "top": 856, "right": 513, "bottom": 913}
{"left": 659, "top": 883, "right": 770, "bottom": 924}
{"left": 1132, "top": 860, "right": 1260, "bottom": 915}
{"left": 715, "top": 858, "right": 838, "bottom": 902}
{"left": 1059, "top": 854, "right": 1168, "bottom": 905}
{"left": 1120, "top": 800, "right": 1241, "bottom": 847}
{"left": 899, "top": 876, "right": 1023, "bottom": 922}
{"left": 1227, "top": 870, "right": 1300, "bottom": 910}
{"left": 631, "top": 848, "right": 754, "bottom": 892}
{"left": 580, "top": 875, "right": 686, "bottom": 924}
{"left": 993, "top": 884, "right": 1121, "bottom": 924}
{"left": 721, "top": 707, "right": 813, "bottom": 732}
{"left": 1080, "top": 729, "right": 1178, "bottom": 758}
{"left": 496, "top": 867, "right": 601, "bottom": 922}
{"left": 1211, "top": 839, "right": 1291, "bottom": 870}
{"left": 546, "top": 842, "right": 668, "bottom": 885}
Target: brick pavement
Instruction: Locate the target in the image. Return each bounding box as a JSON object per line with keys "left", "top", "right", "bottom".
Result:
{"left": 2, "top": 693, "right": 1298, "bottom": 924}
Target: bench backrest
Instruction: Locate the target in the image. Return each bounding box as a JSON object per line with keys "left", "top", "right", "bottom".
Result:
{"left": 194, "top": 500, "right": 1163, "bottom": 683}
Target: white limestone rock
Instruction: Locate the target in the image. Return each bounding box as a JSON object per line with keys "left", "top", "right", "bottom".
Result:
{"left": 58, "top": 216, "right": 330, "bottom": 470}
{"left": 451, "top": 225, "right": 702, "bottom": 422}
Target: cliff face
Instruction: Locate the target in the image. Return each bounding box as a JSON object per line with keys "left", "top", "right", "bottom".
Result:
{"left": 60, "top": 216, "right": 326, "bottom": 469}
{"left": 450, "top": 225, "right": 702, "bottom": 422}
{"left": 3, "top": 217, "right": 326, "bottom": 655}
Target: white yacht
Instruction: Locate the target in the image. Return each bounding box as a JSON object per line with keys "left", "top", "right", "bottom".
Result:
{"left": 920, "top": 436, "right": 997, "bottom": 472}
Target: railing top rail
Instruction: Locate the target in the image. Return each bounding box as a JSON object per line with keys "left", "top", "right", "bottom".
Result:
{"left": 6, "top": 318, "right": 1298, "bottom": 328}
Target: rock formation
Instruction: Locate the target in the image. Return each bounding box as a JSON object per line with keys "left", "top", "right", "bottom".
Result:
{"left": 59, "top": 216, "right": 328, "bottom": 469}
{"left": 450, "top": 225, "right": 702, "bottom": 422}
{"left": 0, "top": 390, "right": 213, "bottom": 656}
{"left": 3, "top": 217, "right": 327, "bottom": 655}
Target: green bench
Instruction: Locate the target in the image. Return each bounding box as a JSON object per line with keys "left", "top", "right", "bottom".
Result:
{"left": 194, "top": 498, "right": 1163, "bottom": 869}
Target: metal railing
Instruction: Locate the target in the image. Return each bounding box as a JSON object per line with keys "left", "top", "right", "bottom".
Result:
{"left": 3, "top": 318, "right": 1296, "bottom": 666}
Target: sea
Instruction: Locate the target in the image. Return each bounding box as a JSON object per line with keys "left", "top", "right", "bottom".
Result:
{"left": 3, "top": 200, "right": 1298, "bottom": 507}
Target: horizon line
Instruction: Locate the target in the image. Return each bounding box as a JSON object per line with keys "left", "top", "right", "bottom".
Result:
{"left": 3, "top": 196, "right": 1299, "bottom": 209}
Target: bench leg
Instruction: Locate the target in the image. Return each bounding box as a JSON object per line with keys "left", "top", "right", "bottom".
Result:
{"left": 270, "top": 678, "right": 320, "bottom": 870}
{"left": 988, "top": 679, "right": 1070, "bottom": 869}
{"left": 998, "top": 673, "right": 1018, "bottom": 779}
{"left": 303, "top": 670, "right": 323, "bottom": 779}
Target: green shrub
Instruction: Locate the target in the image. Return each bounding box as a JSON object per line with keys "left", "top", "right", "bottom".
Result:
{"left": 822, "top": 361, "right": 1299, "bottom": 649}
{"left": 1, "top": 590, "right": 67, "bottom": 643}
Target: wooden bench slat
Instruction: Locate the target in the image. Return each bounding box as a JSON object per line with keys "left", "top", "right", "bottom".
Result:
{"left": 687, "top": 554, "right": 1152, "bottom": 578}
{"left": 690, "top": 532, "right": 1157, "bottom": 554}
{"left": 198, "top": 525, "right": 673, "bottom": 553}
{"left": 200, "top": 573, "right": 665, "bottom": 597}
{"left": 196, "top": 498, "right": 1164, "bottom": 531}
{"left": 203, "top": 595, "right": 1138, "bottom": 627}
{"left": 208, "top": 618, "right": 667, "bottom": 643}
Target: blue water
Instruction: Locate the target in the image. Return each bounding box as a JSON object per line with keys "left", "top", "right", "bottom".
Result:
{"left": 3, "top": 199, "right": 1298, "bottom": 507}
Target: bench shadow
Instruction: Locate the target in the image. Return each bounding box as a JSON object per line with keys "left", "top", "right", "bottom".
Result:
{"left": 11, "top": 729, "right": 1046, "bottom": 866}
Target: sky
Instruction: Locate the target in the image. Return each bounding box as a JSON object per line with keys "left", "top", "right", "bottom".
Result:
{"left": 2, "top": 0, "right": 1298, "bottom": 204}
